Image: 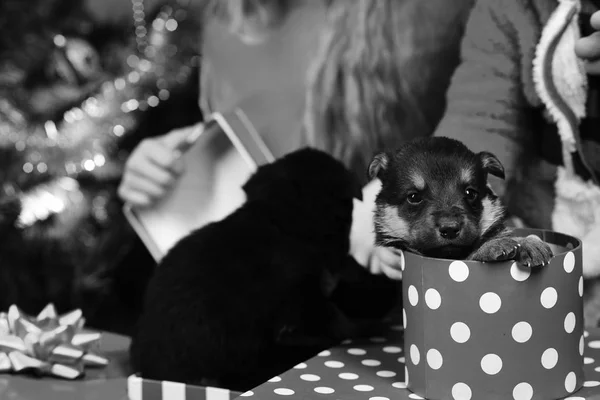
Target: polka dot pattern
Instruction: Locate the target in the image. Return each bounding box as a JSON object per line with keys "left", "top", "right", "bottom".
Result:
{"left": 362, "top": 359, "right": 381, "bottom": 367}
{"left": 512, "top": 382, "right": 533, "bottom": 400}
{"left": 510, "top": 262, "right": 531, "bottom": 282}
{"left": 452, "top": 382, "right": 472, "bottom": 400}
{"left": 383, "top": 346, "right": 402, "bottom": 354}
{"left": 479, "top": 292, "right": 502, "bottom": 314}
{"left": 245, "top": 230, "right": 589, "bottom": 400}
{"left": 449, "top": 261, "right": 469, "bottom": 282}
{"left": 541, "top": 348, "right": 558, "bottom": 370}
{"left": 408, "top": 286, "right": 419, "bottom": 307}
{"left": 540, "top": 287, "right": 558, "bottom": 309}
{"left": 300, "top": 374, "right": 320, "bottom": 382}
{"left": 426, "top": 349, "right": 443, "bottom": 370}
{"left": 242, "top": 319, "right": 600, "bottom": 400}
{"left": 399, "top": 250, "right": 406, "bottom": 271}
{"left": 565, "top": 372, "right": 577, "bottom": 393}
{"left": 565, "top": 312, "right": 576, "bottom": 334}
{"left": 564, "top": 252, "right": 575, "bottom": 273}
{"left": 450, "top": 322, "right": 470, "bottom": 343}
{"left": 273, "top": 388, "right": 294, "bottom": 396}
{"left": 347, "top": 348, "right": 366, "bottom": 356}
{"left": 398, "top": 229, "right": 584, "bottom": 400}
{"left": 512, "top": 322, "right": 533, "bottom": 343}
{"left": 409, "top": 345, "right": 420, "bottom": 365}
{"left": 425, "top": 289, "right": 442, "bottom": 310}
{"left": 481, "top": 354, "right": 503, "bottom": 375}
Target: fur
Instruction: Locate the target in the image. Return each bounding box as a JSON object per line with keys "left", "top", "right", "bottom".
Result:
{"left": 369, "top": 137, "right": 554, "bottom": 266}
{"left": 130, "top": 148, "right": 363, "bottom": 392}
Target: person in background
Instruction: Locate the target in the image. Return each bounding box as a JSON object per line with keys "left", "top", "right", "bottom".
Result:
{"left": 405, "top": 0, "right": 600, "bottom": 327}
{"left": 118, "top": 0, "right": 475, "bottom": 279}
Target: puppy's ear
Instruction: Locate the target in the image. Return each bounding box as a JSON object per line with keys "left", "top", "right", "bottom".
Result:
{"left": 479, "top": 152, "right": 505, "bottom": 180}
{"left": 368, "top": 153, "right": 389, "bottom": 180}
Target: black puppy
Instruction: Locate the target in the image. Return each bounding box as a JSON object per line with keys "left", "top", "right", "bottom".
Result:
{"left": 368, "top": 137, "right": 553, "bottom": 266}
{"left": 130, "top": 148, "right": 362, "bottom": 392}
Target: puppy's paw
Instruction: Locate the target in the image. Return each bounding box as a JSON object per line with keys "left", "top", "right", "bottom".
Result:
{"left": 468, "top": 237, "right": 520, "bottom": 263}
{"left": 514, "top": 235, "right": 554, "bottom": 268}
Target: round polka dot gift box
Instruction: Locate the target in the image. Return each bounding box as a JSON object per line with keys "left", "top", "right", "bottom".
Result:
{"left": 401, "top": 229, "right": 584, "bottom": 400}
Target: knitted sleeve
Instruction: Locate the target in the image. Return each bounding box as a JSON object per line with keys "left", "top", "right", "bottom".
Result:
{"left": 434, "top": 0, "right": 532, "bottom": 197}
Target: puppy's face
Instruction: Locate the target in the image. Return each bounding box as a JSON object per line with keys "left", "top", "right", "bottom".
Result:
{"left": 369, "top": 137, "right": 506, "bottom": 259}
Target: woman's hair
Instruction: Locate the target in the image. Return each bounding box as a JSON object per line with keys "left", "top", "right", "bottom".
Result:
{"left": 304, "top": 0, "right": 471, "bottom": 183}
{"left": 199, "top": 0, "right": 472, "bottom": 183}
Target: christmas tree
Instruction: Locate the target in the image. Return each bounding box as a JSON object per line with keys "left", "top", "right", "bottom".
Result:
{"left": 0, "top": 0, "right": 204, "bottom": 334}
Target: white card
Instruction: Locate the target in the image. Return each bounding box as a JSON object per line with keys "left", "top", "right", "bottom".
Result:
{"left": 124, "top": 108, "right": 275, "bottom": 262}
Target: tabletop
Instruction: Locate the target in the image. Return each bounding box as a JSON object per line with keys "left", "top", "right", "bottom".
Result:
{"left": 6, "top": 325, "right": 600, "bottom": 400}
{"left": 0, "top": 331, "right": 132, "bottom": 400}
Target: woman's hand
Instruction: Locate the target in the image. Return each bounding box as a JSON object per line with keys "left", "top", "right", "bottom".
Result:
{"left": 350, "top": 179, "right": 404, "bottom": 281}
{"left": 575, "top": 10, "right": 600, "bottom": 74}
{"left": 582, "top": 224, "right": 600, "bottom": 278}
{"left": 118, "top": 124, "right": 202, "bottom": 208}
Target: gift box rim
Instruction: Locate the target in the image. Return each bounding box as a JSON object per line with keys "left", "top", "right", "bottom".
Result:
{"left": 401, "top": 228, "right": 581, "bottom": 264}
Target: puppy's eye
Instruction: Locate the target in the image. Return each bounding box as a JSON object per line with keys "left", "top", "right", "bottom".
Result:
{"left": 465, "top": 188, "right": 479, "bottom": 201}
{"left": 407, "top": 193, "right": 423, "bottom": 205}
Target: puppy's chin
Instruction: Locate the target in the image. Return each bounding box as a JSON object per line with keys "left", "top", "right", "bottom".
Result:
{"left": 420, "top": 245, "right": 474, "bottom": 260}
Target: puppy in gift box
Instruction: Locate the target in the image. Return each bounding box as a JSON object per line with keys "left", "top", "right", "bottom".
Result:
{"left": 368, "top": 136, "right": 554, "bottom": 265}
{"left": 131, "top": 148, "right": 364, "bottom": 392}
{"left": 369, "top": 137, "right": 585, "bottom": 400}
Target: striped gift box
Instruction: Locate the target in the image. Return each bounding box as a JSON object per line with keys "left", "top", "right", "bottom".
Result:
{"left": 127, "top": 374, "right": 245, "bottom": 400}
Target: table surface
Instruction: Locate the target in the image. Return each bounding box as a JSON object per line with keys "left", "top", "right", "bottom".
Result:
{"left": 0, "top": 331, "right": 132, "bottom": 400}
{"left": 6, "top": 326, "right": 600, "bottom": 400}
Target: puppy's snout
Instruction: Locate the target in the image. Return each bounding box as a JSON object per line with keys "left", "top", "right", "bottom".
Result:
{"left": 438, "top": 219, "right": 462, "bottom": 240}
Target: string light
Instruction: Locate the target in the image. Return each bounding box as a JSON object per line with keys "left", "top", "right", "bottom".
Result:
{"left": 6, "top": 0, "right": 200, "bottom": 228}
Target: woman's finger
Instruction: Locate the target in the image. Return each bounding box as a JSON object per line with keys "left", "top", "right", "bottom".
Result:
{"left": 128, "top": 157, "right": 179, "bottom": 188}
{"left": 575, "top": 32, "right": 600, "bottom": 60}
{"left": 117, "top": 186, "right": 152, "bottom": 208}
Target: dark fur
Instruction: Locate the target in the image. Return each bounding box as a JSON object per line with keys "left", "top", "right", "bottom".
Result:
{"left": 369, "top": 137, "right": 553, "bottom": 266}
{"left": 130, "top": 148, "right": 363, "bottom": 392}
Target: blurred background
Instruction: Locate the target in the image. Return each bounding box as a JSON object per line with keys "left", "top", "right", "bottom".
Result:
{"left": 0, "top": 0, "right": 476, "bottom": 336}
{"left": 0, "top": 0, "right": 204, "bottom": 335}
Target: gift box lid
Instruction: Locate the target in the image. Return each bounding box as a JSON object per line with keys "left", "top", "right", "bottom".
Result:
{"left": 244, "top": 319, "right": 600, "bottom": 399}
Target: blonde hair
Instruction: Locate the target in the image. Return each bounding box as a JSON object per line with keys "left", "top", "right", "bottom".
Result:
{"left": 304, "top": 0, "right": 444, "bottom": 183}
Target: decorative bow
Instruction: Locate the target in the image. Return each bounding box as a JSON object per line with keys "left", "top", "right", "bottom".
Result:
{"left": 0, "top": 304, "right": 108, "bottom": 379}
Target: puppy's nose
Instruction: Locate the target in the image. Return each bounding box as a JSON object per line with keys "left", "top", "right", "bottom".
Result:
{"left": 438, "top": 221, "right": 461, "bottom": 239}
